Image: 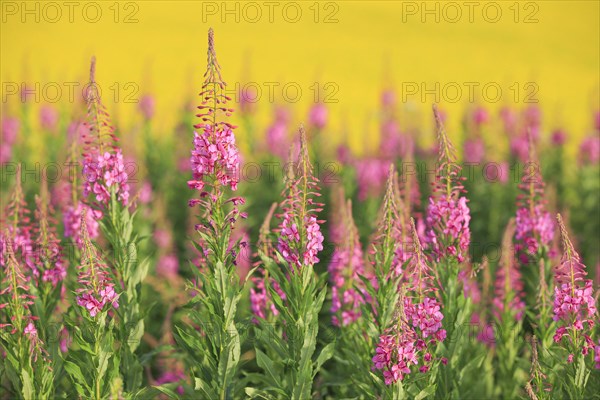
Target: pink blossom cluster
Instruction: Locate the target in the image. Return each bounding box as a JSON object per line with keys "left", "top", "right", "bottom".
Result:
{"left": 552, "top": 216, "right": 598, "bottom": 359}
{"left": 308, "top": 103, "right": 328, "bottom": 130}
{"left": 515, "top": 206, "right": 554, "bottom": 256}
{"left": 379, "top": 119, "right": 414, "bottom": 160}
{"left": 463, "top": 138, "right": 485, "bottom": 164}
{"left": 2, "top": 179, "right": 35, "bottom": 272}
{"left": 0, "top": 241, "right": 36, "bottom": 334}
{"left": 76, "top": 284, "right": 119, "bottom": 318}
{"left": 412, "top": 297, "right": 446, "bottom": 340}
{"left": 139, "top": 94, "right": 156, "bottom": 120}
{"left": 40, "top": 105, "right": 59, "bottom": 132}
{"left": 156, "top": 254, "right": 179, "bottom": 279}
{"left": 63, "top": 201, "right": 102, "bottom": 246}
{"left": 579, "top": 135, "right": 599, "bottom": 165}
{"left": 355, "top": 158, "right": 389, "bottom": 201}
{"left": 329, "top": 245, "right": 366, "bottom": 326}
{"left": 23, "top": 321, "right": 50, "bottom": 362}
{"left": 265, "top": 108, "right": 290, "bottom": 160}
{"left": 472, "top": 106, "right": 489, "bottom": 127}
{"left": 551, "top": 129, "right": 567, "bottom": 146}
{"left": 1, "top": 117, "right": 19, "bottom": 164}
{"left": 1, "top": 225, "right": 34, "bottom": 272}
{"left": 250, "top": 274, "right": 286, "bottom": 321}
{"left": 595, "top": 341, "right": 600, "bottom": 369}
{"left": 552, "top": 281, "right": 596, "bottom": 331}
{"left": 156, "top": 369, "right": 186, "bottom": 395}
{"left": 75, "top": 216, "right": 120, "bottom": 317}
{"left": 82, "top": 149, "right": 130, "bottom": 206}
{"left": 510, "top": 136, "right": 529, "bottom": 162}
{"left": 425, "top": 196, "right": 471, "bottom": 262}
{"left": 188, "top": 124, "right": 240, "bottom": 192}
{"left": 372, "top": 297, "right": 447, "bottom": 385}
{"left": 278, "top": 213, "right": 324, "bottom": 270}
{"left": 492, "top": 266, "right": 525, "bottom": 321}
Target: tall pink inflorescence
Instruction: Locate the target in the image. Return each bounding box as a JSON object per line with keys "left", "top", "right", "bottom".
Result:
{"left": 514, "top": 133, "right": 554, "bottom": 262}
{"left": 63, "top": 202, "right": 102, "bottom": 247}
{"left": 250, "top": 203, "right": 286, "bottom": 322}
{"left": 372, "top": 219, "right": 447, "bottom": 385}
{"left": 1, "top": 165, "right": 35, "bottom": 273}
{"left": 75, "top": 212, "right": 119, "bottom": 317}
{"left": 328, "top": 199, "right": 366, "bottom": 326}
{"left": 492, "top": 219, "right": 525, "bottom": 320}
{"left": 0, "top": 238, "right": 36, "bottom": 334}
{"left": 277, "top": 128, "right": 324, "bottom": 272}
{"left": 579, "top": 114, "right": 599, "bottom": 166}
{"left": 188, "top": 28, "right": 240, "bottom": 196}
{"left": 369, "top": 165, "right": 403, "bottom": 278}
{"left": 33, "top": 184, "right": 67, "bottom": 287}
{"left": 552, "top": 215, "right": 596, "bottom": 359}
{"left": 81, "top": 57, "right": 130, "bottom": 207}
{"left": 425, "top": 105, "right": 471, "bottom": 262}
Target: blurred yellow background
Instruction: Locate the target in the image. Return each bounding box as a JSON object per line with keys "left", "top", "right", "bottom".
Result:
{"left": 2, "top": 0, "right": 599, "bottom": 153}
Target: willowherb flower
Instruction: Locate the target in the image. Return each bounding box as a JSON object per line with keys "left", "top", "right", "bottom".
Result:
{"left": 2, "top": 165, "right": 35, "bottom": 272}
{"left": 33, "top": 187, "right": 67, "bottom": 287}
{"left": 1, "top": 117, "right": 19, "bottom": 164}
{"left": 369, "top": 165, "right": 404, "bottom": 277}
{"left": 472, "top": 106, "right": 489, "bottom": 127}
{"left": 250, "top": 203, "right": 286, "bottom": 321}
{"left": 265, "top": 106, "right": 290, "bottom": 160}
{"left": 523, "top": 105, "right": 541, "bottom": 140}
{"left": 81, "top": 57, "right": 130, "bottom": 207}
{"left": 156, "top": 370, "right": 186, "bottom": 396}
{"left": 188, "top": 124, "right": 240, "bottom": 192}
{"left": 425, "top": 105, "right": 471, "bottom": 262}
{"left": 389, "top": 197, "right": 414, "bottom": 279}
{"left": 40, "top": 105, "right": 59, "bottom": 132}
{"left": 515, "top": 134, "right": 554, "bottom": 260}
{"left": 139, "top": 94, "right": 155, "bottom": 120}
{"left": 355, "top": 157, "right": 389, "bottom": 201}
{"left": 0, "top": 238, "right": 36, "bottom": 334}
{"left": 579, "top": 135, "right": 599, "bottom": 165}
{"left": 308, "top": 103, "right": 327, "bottom": 130}
{"left": 372, "top": 289, "right": 446, "bottom": 385}
{"left": 406, "top": 218, "right": 436, "bottom": 297}
{"left": 1, "top": 117, "right": 19, "bottom": 145}
{"left": 188, "top": 28, "right": 240, "bottom": 196}
{"left": 156, "top": 254, "right": 180, "bottom": 280}
{"left": 552, "top": 214, "right": 596, "bottom": 358}
{"left": 82, "top": 149, "right": 130, "bottom": 206}
{"left": 63, "top": 201, "right": 102, "bottom": 247}
{"left": 250, "top": 272, "right": 286, "bottom": 321}
{"left": 551, "top": 129, "right": 567, "bottom": 147}
{"left": 328, "top": 199, "right": 366, "bottom": 326}
{"left": 500, "top": 106, "right": 518, "bottom": 136}
{"left": 411, "top": 297, "right": 446, "bottom": 340}
{"left": 75, "top": 212, "right": 119, "bottom": 317}
{"left": 276, "top": 127, "right": 324, "bottom": 271}
{"left": 510, "top": 135, "right": 530, "bottom": 162}
{"left": 381, "top": 88, "right": 396, "bottom": 109}
{"left": 595, "top": 340, "right": 600, "bottom": 369}
{"left": 379, "top": 119, "right": 414, "bottom": 160}
{"left": 463, "top": 138, "right": 485, "bottom": 164}
{"left": 492, "top": 219, "right": 525, "bottom": 320}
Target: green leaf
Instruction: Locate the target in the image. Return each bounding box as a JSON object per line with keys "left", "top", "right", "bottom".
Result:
{"left": 21, "top": 369, "right": 34, "bottom": 400}
{"left": 313, "top": 342, "right": 335, "bottom": 378}
{"left": 255, "top": 349, "right": 281, "bottom": 387}
{"left": 152, "top": 384, "right": 181, "bottom": 399}
{"left": 64, "top": 360, "right": 90, "bottom": 394}
{"left": 414, "top": 384, "right": 436, "bottom": 400}
{"left": 194, "top": 377, "right": 216, "bottom": 399}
